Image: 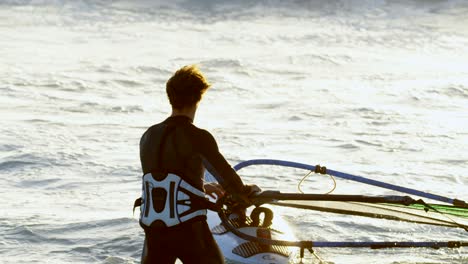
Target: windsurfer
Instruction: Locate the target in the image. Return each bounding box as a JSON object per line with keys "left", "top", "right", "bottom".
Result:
{"left": 138, "top": 65, "right": 260, "bottom": 263}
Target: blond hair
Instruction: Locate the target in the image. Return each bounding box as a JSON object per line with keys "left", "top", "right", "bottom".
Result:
{"left": 166, "top": 65, "right": 211, "bottom": 109}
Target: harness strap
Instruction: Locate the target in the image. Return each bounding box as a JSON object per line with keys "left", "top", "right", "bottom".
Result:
{"left": 133, "top": 198, "right": 142, "bottom": 215}
{"left": 136, "top": 172, "right": 219, "bottom": 229}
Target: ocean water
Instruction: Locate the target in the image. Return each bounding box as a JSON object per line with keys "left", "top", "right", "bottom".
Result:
{"left": 1, "top": 0, "right": 467, "bottom": 263}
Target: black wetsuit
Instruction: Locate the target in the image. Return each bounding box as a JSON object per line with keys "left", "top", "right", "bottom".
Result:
{"left": 139, "top": 115, "right": 247, "bottom": 264}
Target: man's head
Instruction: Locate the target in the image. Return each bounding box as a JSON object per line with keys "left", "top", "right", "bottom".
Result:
{"left": 166, "top": 65, "right": 211, "bottom": 110}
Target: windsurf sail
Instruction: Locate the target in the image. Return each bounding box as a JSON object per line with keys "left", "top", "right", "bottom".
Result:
{"left": 270, "top": 200, "right": 468, "bottom": 230}
{"left": 234, "top": 159, "right": 468, "bottom": 231}
{"left": 216, "top": 195, "right": 468, "bottom": 260}
{"left": 217, "top": 158, "right": 468, "bottom": 260}
{"left": 234, "top": 159, "right": 468, "bottom": 208}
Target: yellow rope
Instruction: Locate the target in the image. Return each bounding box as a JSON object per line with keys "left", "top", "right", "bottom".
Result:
{"left": 297, "top": 171, "right": 313, "bottom": 194}
{"left": 325, "top": 173, "right": 337, "bottom": 195}
{"left": 297, "top": 170, "right": 337, "bottom": 194}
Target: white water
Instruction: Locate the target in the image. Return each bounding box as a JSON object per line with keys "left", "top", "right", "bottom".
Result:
{"left": 1, "top": 0, "right": 467, "bottom": 263}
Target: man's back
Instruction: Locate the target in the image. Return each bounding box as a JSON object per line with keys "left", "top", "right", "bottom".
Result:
{"left": 140, "top": 115, "right": 246, "bottom": 194}
{"left": 140, "top": 115, "right": 205, "bottom": 190}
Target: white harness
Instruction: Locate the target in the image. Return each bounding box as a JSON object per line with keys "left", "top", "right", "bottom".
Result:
{"left": 139, "top": 172, "right": 208, "bottom": 228}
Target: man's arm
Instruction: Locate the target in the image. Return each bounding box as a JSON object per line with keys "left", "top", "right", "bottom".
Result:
{"left": 197, "top": 129, "right": 247, "bottom": 194}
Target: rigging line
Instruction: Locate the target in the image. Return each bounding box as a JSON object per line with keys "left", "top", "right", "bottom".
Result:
{"left": 297, "top": 170, "right": 337, "bottom": 194}
{"left": 297, "top": 170, "right": 312, "bottom": 194}
{"left": 418, "top": 200, "right": 468, "bottom": 232}
{"left": 325, "top": 174, "right": 337, "bottom": 195}
{"left": 310, "top": 249, "right": 326, "bottom": 264}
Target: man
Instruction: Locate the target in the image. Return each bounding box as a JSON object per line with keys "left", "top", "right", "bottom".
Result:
{"left": 139, "top": 65, "right": 260, "bottom": 263}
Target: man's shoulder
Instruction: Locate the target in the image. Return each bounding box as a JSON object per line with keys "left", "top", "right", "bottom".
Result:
{"left": 140, "top": 122, "right": 166, "bottom": 143}
{"left": 141, "top": 120, "right": 216, "bottom": 144}
{"left": 191, "top": 125, "right": 214, "bottom": 140}
{"left": 143, "top": 122, "right": 165, "bottom": 134}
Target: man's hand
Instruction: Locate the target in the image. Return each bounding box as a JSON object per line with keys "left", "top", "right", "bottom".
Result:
{"left": 244, "top": 184, "right": 262, "bottom": 197}
{"left": 230, "top": 184, "right": 262, "bottom": 206}
{"left": 204, "top": 182, "right": 225, "bottom": 199}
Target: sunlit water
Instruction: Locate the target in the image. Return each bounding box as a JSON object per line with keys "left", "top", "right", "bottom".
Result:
{"left": 1, "top": 0, "right": 467, "bottom": 263}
